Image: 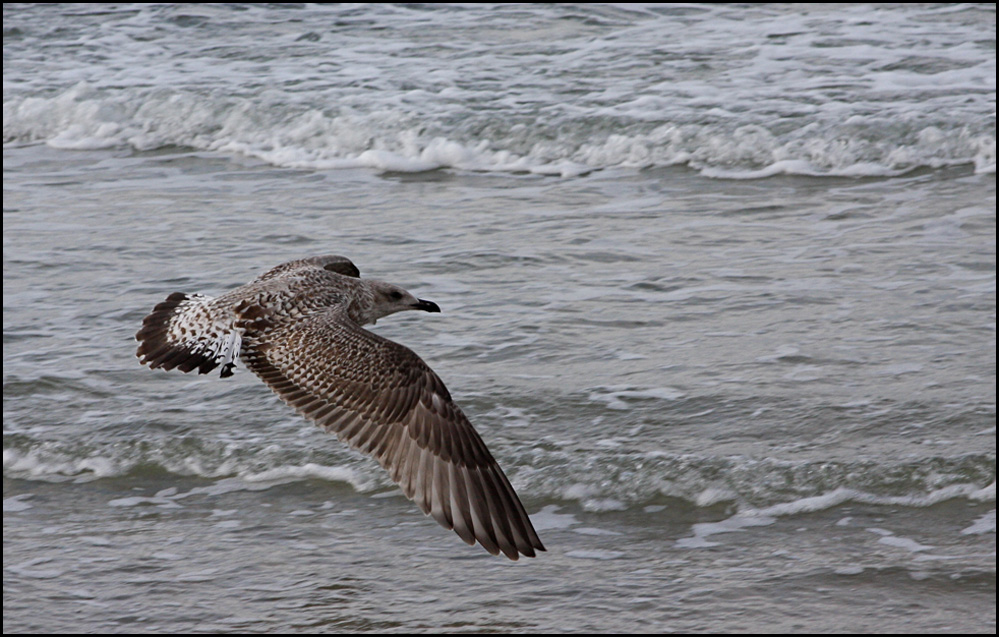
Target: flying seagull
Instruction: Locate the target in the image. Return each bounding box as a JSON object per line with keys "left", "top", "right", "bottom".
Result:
{"left": 136, "top": 255, "right": 544, "bottom": 560}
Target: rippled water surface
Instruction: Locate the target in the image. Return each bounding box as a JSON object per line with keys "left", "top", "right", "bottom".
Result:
{"left": 4, "top": 4, "right": 995, "bottom": 633}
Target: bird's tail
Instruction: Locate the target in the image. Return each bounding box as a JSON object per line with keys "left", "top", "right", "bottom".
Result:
{"left": 135, "top": 292, "right": 241, "bottom": 377}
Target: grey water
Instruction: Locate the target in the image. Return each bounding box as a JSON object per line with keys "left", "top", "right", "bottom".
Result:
{"left": 4, "top": 4, "right": 995, "bottom": 633}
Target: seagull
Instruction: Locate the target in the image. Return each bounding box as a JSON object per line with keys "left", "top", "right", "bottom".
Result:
{"left": 136, "top": 255, "right": 544, "bottom": 560}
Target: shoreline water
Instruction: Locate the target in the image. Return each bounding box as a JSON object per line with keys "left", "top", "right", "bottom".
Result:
{"left": 5, "top": 3, "right": 995, "bottom": 633}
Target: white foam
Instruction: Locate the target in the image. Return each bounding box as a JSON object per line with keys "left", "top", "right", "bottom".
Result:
{"left": 676, "top": 484, "right": 996, "bottom": 548}
{"left": 529, "top": 504, "right": 579, "bottom": 531}
{"left": 676, "top": 514, "right": 776, "bottom": 549}
{"left": 573, "top": 526, "right": 623, "bottom": 536}
{"left": 4, "top": 494, "right": 34, "bottom": 512}
{"left": 587, "top": 385, "right": 685, "bottom": 410}
{"left": 871, "top": 530, "right": 934, "bottom": 553}
{"left": 108, "top": 494, "right": 184, "bottom": 508}
{"left": 695, "top": 488, "right": 738, "bottom": 507}
{"left": 237, "top": 463, "right": 379, "bottom": 493}
{"left": 564, "top": 549, "right": 626, "bottom": 560}
{"left": 3, "top": 446, "right": 121, "bottom": 482}
{"left": 4, "top": 57, "right": 992, "bottom": 178}
{"left": 960, "top": 509, "right": 996, "bottom": 536}
{"left": 2, "top": 440, "right": 389, "bottom": 498}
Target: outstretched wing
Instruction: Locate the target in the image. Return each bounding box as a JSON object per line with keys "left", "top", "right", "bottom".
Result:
{"left": 238, "top": 305, "right": 545, "bottom": 560}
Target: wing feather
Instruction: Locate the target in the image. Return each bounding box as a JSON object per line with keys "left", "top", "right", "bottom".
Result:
{"left": 238, "top": 305, "right": 544, "bottom": 559}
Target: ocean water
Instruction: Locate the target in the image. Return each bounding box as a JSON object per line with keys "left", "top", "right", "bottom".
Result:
{"left": 3, "top": 3, "right": 995, "bottom": 633}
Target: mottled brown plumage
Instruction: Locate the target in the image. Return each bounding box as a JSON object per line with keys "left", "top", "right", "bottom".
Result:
{"left": 136, "top": 255, "right": 544, "bottom": 560}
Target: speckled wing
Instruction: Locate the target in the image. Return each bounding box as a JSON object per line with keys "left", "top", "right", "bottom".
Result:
{"left": 136, "top": 255, "right": 359, "bottom": 378}
{"left": 136, "top": 293, "right": 241, "bottom": 377}
{"left": 238, "top": 304, "right": 545, "bottom": 560}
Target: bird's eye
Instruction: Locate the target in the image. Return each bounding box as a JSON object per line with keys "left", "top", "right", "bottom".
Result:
{"left": 389, "top": 291, "right": 403, "bottom": 301}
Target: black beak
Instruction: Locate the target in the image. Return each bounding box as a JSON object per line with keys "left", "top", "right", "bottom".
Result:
{"left": 413, "top": 299, "right": 441, "bottom": 313}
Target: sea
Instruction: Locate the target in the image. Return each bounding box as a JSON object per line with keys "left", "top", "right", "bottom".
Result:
{"left": 3, "top": 3, "right": 995, "bottom": 633}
